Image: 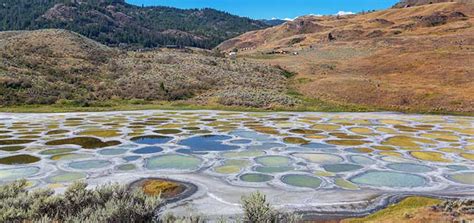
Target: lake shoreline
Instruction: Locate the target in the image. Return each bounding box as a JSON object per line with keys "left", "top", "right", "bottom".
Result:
{"left": 1, "top": 100, "right": 471, "bottom": 116}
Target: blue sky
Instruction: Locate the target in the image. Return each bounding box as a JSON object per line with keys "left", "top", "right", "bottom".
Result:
{"left": 126, "top": 0, "right": 399, "bottom": 19}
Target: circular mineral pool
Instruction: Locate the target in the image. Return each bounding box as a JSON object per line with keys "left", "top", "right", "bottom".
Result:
{"left": 323, "top": 164, "right": 363, "bottom": 173}
{"left": 123, "top": 156, "right": 141, "bottom": 162}
{"left": 387, "top": 163, "right": 433, "bottom": 173}
{"left": 69, "top": 160, "right": 112, "bottom": 170}
{"left": 301, "top": 143, "right": 335, "bottom": 149}
{"left": 133, "top": 146, "right": 163, "bottom": 154}
{"left": 145, "top": 154, "right": 201, "bottom": 170}
{"left": 248, "top": 143, "right": 286, "bottom": 150}
{"left": 349, "top": 155, "right": 376, "bottom": 165}
{"left": 446, "top": 172, "right": 474, "bottom": 185}
{"left": 229, "top": 130, "right": 274, "bottom": 142}
{"left": 229, "top": 139, "right": 252, "bottom": 144}
{"left": 50, "top": 153, "right": 93, "bottom": 161}
{"left": 446, "top": 165, "right": 469, "bottom": 171}
{"left": 131, "top": 135, "right": 173, "bottom": 145}
{"left": 47, "top": 172, "right": 87, "bottom": 183}
{"left": 117, "top": 164, "right": 137, "bottom": 171}
{"left": 0, "top": 167, "right": 40, "bottom": 181}
{"left": 281, "top": 174, "right": 322, "bottom": 189}
{"left": 240, "top": 173, "right": 274, "bottom": 183}
{"left": 255, "top": 166, "right": 294, "bottom": 173}
{"left": 255, "top": 155, "right": 292, "bottom": 167}
{"left": 153, "top": 129, "right": 182, "bottom": 134}
{"left": 178, "top": 135, "right": 239, "bottom": 152}
{"left": 350, "top": 171, "right": 427, "bottom": 188}
{"left": 39, "top": 148, "right": 78, "bottom": 155}
{"left": 98, "top": 148, "right": 128, "bottom": 156}
{"left": 292, "top": 153, "right": 344, "bottom": 164}
{"left": 0, "top": 154, "right": 40, "bottom": 165}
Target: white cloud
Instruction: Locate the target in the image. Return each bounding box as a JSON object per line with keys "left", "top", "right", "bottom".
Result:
{"left": 335, "top": 11, "right": 355, "bottom": 16}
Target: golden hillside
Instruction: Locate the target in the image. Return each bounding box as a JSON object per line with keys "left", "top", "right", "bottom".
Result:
{"left": 217, "top": 2, "right": 474, "bottom": 113}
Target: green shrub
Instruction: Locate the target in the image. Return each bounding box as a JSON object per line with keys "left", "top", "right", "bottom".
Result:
{"left": 241, "top": 191, "right": 301, "bottom": 223}
{"left": 0, "top": 180, "right": 162, "bottom": 223}
{"left": 1, "top": 181, "right": 300, "bottom": 223}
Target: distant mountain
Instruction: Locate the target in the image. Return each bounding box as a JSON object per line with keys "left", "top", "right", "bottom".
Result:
{"left": 0, "top": 0, "right": 269, "bottom": 49}
{"left": 260, "top": 19, "right": 288, "bottom": 26}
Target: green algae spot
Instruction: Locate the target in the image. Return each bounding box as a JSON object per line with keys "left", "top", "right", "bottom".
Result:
{"left": 46, "top": 137, "right": 121, "bottom": 149}
{"left": 460, "top": 153, "right": 474, "bottom": 161}
{"left": 382, "top": 136, "right": 436, "bottom": 150}
{"left": 349, "top": 127, "right": 374, "bottom": 135}
{"left": 347, "top": 147, "right": 374, "bottom": 153}
{"left": 447, "top": 172, "right": 474, "bottom": 185}
{"left": 250, "top": 126, "right": 280, "bottom": 135}
{"left": 240, "top": 173, "right": 274, "bottom": 182}
{"left": 379, "top": 151, "right": 403, "bottom": 157}
{"left": 420, "top": 132, "right": 459, "bottom": 142}
{"left": 283, "top": 137, "right": 310, "bottom": 145}
{"left": 48, "top": 172, "right": 86, "bottom": 183}
{"left": 330, "top": 133, "right": 366, "bottom": 140}
{"left": 325, "top": 140, "right": 368, "bottom": 146}
{"left": 281, "top": 174, "right": 322, "bottom": 188}
{"left": 372, "top": 146, "right": 396, "bottom": 151}
{"left": 438, "top": 148, "right": 464, "bottom": 153}
{"left": 153, "top": 129, "right": 182, "bottom": 134}
{"left": 314, "top": 170, "right": 336, "bottom": 177}
{"left": 46, "top": 130, "right": 70, "bottom": 135}
{"left": 375, "top": 127, "right": 398, "bottom": 134}
{"left": 311, "top": 124, "right": 340, "bottom": 131}
{"left": 0, "top": 146, "right": 26, "bottom": 152}
{"left": 410, "top": 151, "right": 451, "bottom": 162}
{"left": 379, "top": 119, "right": 408, "bottom": 125}
{"left": 255, "top": 166, "right": 293, "bottom": 173}
{"left": 0, "top": 154, "right": 40, "bottom": 165}
{"left": 39, "top": 148, "right": 78, "bottom": 155}
{"left": 0, "top": 139, "right": 35, "bottom": 145}
{"left": 50, "top": 153, "right": 93, "bottom": 161}
{"left": 289, "top": 129, "right": 323, "bottom": 134}
{"left": 77, "top": 129, "right": 121, "bottom": 138}
{"left": 335, "top": 178, "right": 359, "bottom": 190}
{"left": 117, "top": 164, "right": 137, "bottom": 171}
{"left": 255, "top": 156, "right": 291, "bottom": 167}
{"left": 214, "top": 159, "right": 250, "bottom": 174}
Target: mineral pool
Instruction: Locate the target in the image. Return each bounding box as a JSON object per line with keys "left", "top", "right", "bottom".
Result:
{"left": 0, "top": 111, "right": 473, "bottom": 215}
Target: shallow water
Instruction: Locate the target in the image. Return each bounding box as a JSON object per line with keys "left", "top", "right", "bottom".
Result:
{"left": 0, "top": 110, "right": 473, "bottom": 200}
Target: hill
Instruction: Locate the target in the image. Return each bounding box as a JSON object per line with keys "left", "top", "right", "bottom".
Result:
{"left": 393, "top": 0, "right": 474, "bottom": 8}
{"left": 0, "top": 29, "right": 295, "bottom": 108}
{"left": 260, "top": 19, "right": 288, "bottom": 26}
{"left": 217, "top": 2, "right": 474, "bottom": 113}
{"left": 0, "top": 0, "right": 268, "bottom": 49}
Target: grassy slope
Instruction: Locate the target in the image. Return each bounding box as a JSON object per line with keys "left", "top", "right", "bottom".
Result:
{"left": 1, "top": 98, "right": 472, "bottom": 116}
{"left": 343, "top": 197, "right": 442, "bottom": 223}
{"left": 218, "top": 2, "right": 474, "bottom": 114}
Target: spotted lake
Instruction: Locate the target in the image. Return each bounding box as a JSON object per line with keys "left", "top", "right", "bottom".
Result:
{"left": 0, "top": 111, "right": 473, "bottom": 217}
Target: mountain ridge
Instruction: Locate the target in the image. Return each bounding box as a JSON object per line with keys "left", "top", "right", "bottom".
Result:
{"left": 0, "top": 0, "right": 269, "bottom": 49}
